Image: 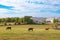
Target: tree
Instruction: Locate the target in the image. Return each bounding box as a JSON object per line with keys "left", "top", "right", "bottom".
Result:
{"left": 5, "top": 18, "right": 11, "bottom": 22}
{"left": 0, "top": 19, "right": 2, "bottom": 23}
{"left": 53, "top": 18, "right": 58, "bottom": 28}
{"left": 23, "top": 16, "right": 34, "bottom": 24}
{"left": 42, "top": 18, "right": 46, "bottom": 25}
{"left": 15, "top": 17, "right": 19, "bottom": 23}
{"left": 18, "top": 18, "right": 23, "bottom": 24}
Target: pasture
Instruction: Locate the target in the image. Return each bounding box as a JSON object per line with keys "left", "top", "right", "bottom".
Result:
{"left": 0, "top": 25, "right": 60, "bottom": 40}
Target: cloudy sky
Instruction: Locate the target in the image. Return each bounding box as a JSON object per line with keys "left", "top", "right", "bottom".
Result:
{"left": 0, "top": 0, "right": 60, "bottom": 18}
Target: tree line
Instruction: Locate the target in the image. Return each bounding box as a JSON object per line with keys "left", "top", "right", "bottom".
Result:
{"left": 0, "top": 16, "right": 35, "bottom": 25}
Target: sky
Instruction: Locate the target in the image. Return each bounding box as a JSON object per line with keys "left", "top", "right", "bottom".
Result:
{"left": 0, "top": 0, "right": 60, "bottom": 18}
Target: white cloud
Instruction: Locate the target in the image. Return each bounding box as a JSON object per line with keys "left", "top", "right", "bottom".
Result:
{"left": 0, "top": 0, "right": 60, "bottom": 18}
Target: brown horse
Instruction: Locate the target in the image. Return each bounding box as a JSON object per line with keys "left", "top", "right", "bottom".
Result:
{"left": 45, "top": 28, "right": 49, "bottom": 30}
{"left": 6, "top": 27, "right": 11, "bottom": 30}
{"left": 28, "top": 28, "right": 33, "bottom": 31}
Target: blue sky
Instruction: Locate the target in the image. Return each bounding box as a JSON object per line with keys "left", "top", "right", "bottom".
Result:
{"left": 0, "top": 0, "right": 60, "bottom": 18}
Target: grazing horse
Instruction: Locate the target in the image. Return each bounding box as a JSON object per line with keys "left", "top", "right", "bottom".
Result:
{"left": 28, "top": 28, "right": 33, "bottom": 31}
{"left": 6, "top": 27, "right": 11, "bottom": 30}
{"left": 45, "top": 28, "right": 49, "bottom": 30}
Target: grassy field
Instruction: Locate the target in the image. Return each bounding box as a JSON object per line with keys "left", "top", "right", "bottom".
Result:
{"left": 0, "top": 25, "right": 60, "bottom": 40}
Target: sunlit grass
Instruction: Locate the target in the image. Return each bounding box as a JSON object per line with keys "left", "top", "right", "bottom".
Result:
{"left": 0, "top": 25, "right": 60, "bottom": 40}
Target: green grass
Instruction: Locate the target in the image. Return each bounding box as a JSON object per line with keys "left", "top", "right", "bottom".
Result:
{"left": 0, "top": 25, "right": 60, "bottom": 40}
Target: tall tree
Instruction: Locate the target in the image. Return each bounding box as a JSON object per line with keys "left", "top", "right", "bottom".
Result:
{"left": 23, "top": 16, "right": 33, "bottom": 24}
{"left": 53, "top": 18, "right": 58, "bottom": 28}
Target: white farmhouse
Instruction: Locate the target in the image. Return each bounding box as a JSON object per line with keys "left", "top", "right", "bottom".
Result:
{"left": 46, "top": 18, "right": 54, "bottom": 24}
{"left": 57, "top": 17, "right": 60, "bottom": 22}
{"left": 31, "top": 17, "right": 46, "bottom": 24}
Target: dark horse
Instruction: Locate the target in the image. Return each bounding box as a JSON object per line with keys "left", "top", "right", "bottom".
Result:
{"left": 45, "top": 28, "right": 49, "bottom": 30}
{"left": 6, "top": 27, "right": 11, "bottom": 30}
{"left": 28, "top": 28, "right": 33, "bottom": 31}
